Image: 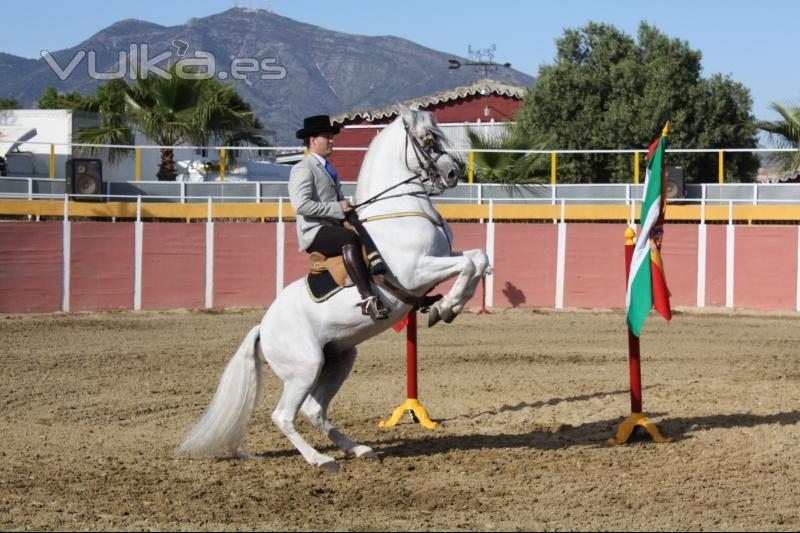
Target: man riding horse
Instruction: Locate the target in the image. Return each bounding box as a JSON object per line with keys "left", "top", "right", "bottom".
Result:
{"left": 178, "top": 108, "right": 490, "bottom": 470}
{"left": 289, "top": 115, "right": 390, "bottom": 320}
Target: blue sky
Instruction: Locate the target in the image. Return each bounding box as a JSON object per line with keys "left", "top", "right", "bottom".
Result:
{"left": 1, "top": 0, "right": 797, "bottom": 123}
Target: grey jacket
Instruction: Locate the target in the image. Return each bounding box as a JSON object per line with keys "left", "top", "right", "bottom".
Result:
{"left": 288, "top": 155, "right": 346, "bottom": 251}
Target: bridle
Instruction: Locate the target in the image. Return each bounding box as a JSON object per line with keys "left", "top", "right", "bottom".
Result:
{"left": 353, "top": 118, "right": 453, "bottom": 210}
{"left": 403, "top": 121, "right": 451, "bottom": 196}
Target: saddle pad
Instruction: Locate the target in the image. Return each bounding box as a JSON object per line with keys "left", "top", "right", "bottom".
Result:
{"left": 305, "top": 270, "right": 353, "bottom": 303}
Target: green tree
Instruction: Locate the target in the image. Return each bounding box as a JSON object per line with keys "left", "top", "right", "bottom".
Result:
{"left": 77, "top": 66, "right": 268, "bottom": 180}
{"left": 757, "top": 102, "right": 800, "bottom": 173}
{"left": 516, "top": 22, "right": 760, "bottom": 183}
{"left": 0, "top": 97, "right": 20, "bottom": 110}
{"left": 36, "top": 86, "right": 93, "bottom": 110}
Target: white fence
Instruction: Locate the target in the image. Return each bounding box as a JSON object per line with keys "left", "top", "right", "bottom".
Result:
{"left": 4, "top": 176, "right": 800, "bottom": 209}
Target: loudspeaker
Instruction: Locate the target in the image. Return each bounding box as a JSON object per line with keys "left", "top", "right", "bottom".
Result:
{"left": 66, "top": 158, "right": 103, "bottom": 200}
{"left": 665, "top": 165, "right": 684, "bottom": 199}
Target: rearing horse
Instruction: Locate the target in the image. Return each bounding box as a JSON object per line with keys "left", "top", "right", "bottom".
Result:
{"left": 177, "top": 107, "right": 491, "bottom": 471}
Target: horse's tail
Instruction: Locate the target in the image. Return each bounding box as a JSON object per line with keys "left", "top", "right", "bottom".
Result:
{"left": 176, "top": 325, "right": 263, "bottom": 459}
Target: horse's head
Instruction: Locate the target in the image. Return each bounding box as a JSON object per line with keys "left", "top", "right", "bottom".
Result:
{"left": 398, "top": 106, "right": 460, "bottom": 193}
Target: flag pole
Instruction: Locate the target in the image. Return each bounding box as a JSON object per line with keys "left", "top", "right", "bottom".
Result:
{"left": 608, "top": 226, "right": 671, "bottom": 445}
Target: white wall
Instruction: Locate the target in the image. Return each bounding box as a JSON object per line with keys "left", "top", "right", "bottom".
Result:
{"left": 0, "top": 110, "right": 73, "bottom": 179}
{"left": 0, "top": 110, "right": 208, "bottom": 182}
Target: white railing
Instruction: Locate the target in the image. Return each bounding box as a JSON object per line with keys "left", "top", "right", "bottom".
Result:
{"left": 2, "top": 138, "right": 795, "bottom": 179}
{"left": 4, "top": 177, "right": 800, "bottom": 208}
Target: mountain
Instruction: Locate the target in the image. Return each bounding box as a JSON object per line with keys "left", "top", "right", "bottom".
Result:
{"left": 0, "top": 8, "right": 534, "bottom": 144}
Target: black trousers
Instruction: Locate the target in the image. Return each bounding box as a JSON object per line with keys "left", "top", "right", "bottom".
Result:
{"left": 307, "top": 225, "right": 361, "bottom": 257}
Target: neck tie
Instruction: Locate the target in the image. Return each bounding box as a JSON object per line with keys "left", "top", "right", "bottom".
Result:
{"left": 324, "top": 160, "right": 339, "bottom": 185}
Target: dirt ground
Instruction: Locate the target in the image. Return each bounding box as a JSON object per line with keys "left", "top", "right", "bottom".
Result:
{"left": 1, "top": 306, "right": 799, "bottom": 531}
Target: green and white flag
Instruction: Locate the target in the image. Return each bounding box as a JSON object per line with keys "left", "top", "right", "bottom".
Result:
{"left": 626, "top": 123, "right": 672, "bottom": 336}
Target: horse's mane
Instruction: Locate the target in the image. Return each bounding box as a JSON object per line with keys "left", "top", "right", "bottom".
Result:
{"left": 355, "top": 108, "right": 446, "bottom": 201}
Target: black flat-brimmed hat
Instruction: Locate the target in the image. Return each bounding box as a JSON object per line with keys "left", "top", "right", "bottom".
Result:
{"left": 296, "top": 115, "right": 341, "bottom": 139}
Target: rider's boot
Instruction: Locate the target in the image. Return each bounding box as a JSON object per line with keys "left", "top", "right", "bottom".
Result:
{"left": 345, "top": 212, "right": 387, "bottom": 276}
{"left": 342, "top": 244, "right": 390, "bottom": 320}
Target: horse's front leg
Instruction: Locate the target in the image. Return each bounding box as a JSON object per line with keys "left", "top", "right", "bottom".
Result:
{"left": 416, "top": 249, "right": 490, "bottom": 327}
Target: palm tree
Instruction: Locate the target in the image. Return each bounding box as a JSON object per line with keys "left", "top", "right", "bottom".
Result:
{"left": 77, "top": 66, "right": 268, "bottom": 180}
{"left": 757, "top": 102, "right": 800, "bottom": 174}
{"left": 466, "top": 127, "right": 551, "bottom": 184}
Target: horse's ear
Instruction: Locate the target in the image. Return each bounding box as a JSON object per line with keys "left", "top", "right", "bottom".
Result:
{"left": 398, "top": 105, "right": 415, "bottom": 129}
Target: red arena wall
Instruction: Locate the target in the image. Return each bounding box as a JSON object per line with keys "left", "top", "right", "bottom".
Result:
{"left": 141, "top": 224, "right": 206, "bottom": 310}
{"left": 283, "top": 222, "right": 311, "bottom": 289}
{"left": 213, "top": 223, "right": 277, "bottom": 308}
{"left": 705, "top": 225, "right": 728, "bottom": 307}
{"left": 70, "top": 222, "right": 135, "bottom": 312}
{"left": 659, "top": 225, "right": 699, "bottom": 308}
{"left": 563, "top": 224, "right": 628, "bottom": 309}
{"left": 1, "top": 221, "right": 798, "bottom": 315}
{"left": 734, "top": 226, "right": 798, "bottom": 310}
{"left": 0, "top": 222, "right": 62, "bottom": 313}
{"left": 493, "top": 224, "right": 558, "bottom": 308}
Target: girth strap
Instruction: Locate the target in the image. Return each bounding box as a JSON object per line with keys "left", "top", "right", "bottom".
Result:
{"left": 361, "top": 211, "right": 443, "bottom": 226}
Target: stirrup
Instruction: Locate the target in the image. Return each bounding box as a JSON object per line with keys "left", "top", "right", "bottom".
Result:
{"left": 360, "top": 296, "right": 390, "bottom": 320}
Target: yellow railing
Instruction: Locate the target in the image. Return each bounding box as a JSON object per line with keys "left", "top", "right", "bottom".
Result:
{"left": 4, "top": 199, "right": 800, "bottom": 223}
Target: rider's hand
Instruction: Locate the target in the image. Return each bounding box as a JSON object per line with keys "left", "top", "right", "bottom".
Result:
{"left": 339, "top": 200, "right": 353, "bottom": 213}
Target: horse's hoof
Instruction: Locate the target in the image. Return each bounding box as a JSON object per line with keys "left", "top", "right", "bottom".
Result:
{"left": 428, "top": 305, "right": 442, "bottom": 328}
{"left": 351, "top": 446, "right": 380, "bottom": 461}
{"left": 360, "top": 450, "right": 380, "bottom": 462}
{"left": 234, "top": 450, "right": 263, "bottom": 461}
{"left": 318, "top": 459, "right": 340, "bottom": 473}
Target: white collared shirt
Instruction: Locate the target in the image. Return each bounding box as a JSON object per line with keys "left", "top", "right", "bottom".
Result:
{"left": 310, "top": 152, "right": 327, "bottom": 167}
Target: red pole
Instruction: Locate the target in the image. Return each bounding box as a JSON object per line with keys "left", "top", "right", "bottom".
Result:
{"left": 406, "top": 311, "right": 418, "bottom": 399}
{"left": 380, "top": 311, "right": 437, "bottom": 429}
{"left": 625, "top": 228, "right": 642, "bottom": 414}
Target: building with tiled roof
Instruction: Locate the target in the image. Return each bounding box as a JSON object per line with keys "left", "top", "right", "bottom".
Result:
{"left": 329, "top": 79, "right": 527, "bottom": 181}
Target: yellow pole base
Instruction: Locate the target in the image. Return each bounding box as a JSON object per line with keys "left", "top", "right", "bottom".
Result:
{"left": 608, "top": 412, "right": 672, "bottom": 445}
{"left": 378, "top": 398, "right": 438, "bottom": 429}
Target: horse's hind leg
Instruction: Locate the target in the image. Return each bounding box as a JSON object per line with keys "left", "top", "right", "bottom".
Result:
{"left": 268, "top": 348, "right": 340, "bottom": 472}
{"left": 301, "top": 348, "right": 378, "bottom": 460}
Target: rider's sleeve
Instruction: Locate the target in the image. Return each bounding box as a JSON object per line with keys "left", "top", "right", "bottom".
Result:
{"left": 288, "top": 164, "right": 345, "bottom": 220}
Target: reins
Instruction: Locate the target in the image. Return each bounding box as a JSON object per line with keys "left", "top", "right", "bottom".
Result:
{"left": 350, "top": 173, "right": 426, "bottom": 210}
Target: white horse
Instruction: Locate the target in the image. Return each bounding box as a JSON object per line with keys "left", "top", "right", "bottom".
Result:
{"left": 177, "top": 107, "right": 491, "bottom": 471}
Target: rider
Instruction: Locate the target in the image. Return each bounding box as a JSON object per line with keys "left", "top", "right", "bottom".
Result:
{"left": 289, "top": 114, "right": 390, "bottom": 320}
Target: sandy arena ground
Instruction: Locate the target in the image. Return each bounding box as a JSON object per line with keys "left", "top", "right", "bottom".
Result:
{"left": 1, "top": 307, "right": 799, "bottom": 531}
